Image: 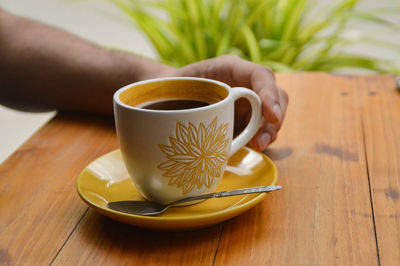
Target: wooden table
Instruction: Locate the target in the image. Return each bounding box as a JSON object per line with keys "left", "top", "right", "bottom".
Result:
{"left": 1, "top": 73, "right": 399, "bottom": 265}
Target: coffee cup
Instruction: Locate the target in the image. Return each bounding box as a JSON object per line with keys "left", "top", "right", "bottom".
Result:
{"left": 113, "top": 77, "right": 261, "bottom": 204}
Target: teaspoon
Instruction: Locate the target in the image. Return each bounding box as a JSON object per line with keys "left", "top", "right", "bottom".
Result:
{"left": 107, "top": 185, "right": 282, "bottom": 216}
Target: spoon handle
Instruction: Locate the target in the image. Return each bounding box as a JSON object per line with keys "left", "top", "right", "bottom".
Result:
{"left": 171, "top": 185, "right": 282, "bottom": 206}
{"left": 213, "top": 185, "right": 282, "bottom": 197}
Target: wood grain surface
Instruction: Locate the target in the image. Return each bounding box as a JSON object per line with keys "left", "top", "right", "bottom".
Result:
{"left": 0, "top": 114, "right": 118, "bottom": 265}
{"left": 358, "top": 75, "right": 400, "bottom": 265}
{"left": 215, "top": 73, "right": 378, "bottom": 265}
{"left": 1, "top": 74, "right": 399, "bottom": 265}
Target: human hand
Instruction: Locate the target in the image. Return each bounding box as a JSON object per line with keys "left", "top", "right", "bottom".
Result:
{"left": 165, "top": 55, "right": 288, "bottom": 152}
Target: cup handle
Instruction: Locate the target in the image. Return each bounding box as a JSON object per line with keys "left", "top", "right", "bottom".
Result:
{"left": 230, "top": 87, "right": 262, "bottom": 155}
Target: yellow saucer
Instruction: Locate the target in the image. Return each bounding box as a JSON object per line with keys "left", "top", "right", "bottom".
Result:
{"left": 77, "top": 147, "right": 278, "bottom": 231}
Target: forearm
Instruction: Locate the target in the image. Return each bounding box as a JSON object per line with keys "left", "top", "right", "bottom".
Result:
{"left": 0, "top": 8, "right": 174, "bottom": 115}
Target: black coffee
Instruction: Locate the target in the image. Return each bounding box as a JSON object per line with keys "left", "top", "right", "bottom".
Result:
{"left": 141, "top": 99, "right": 210, "bottom": 110}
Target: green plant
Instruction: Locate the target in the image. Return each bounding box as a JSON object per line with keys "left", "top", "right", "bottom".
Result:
{"left": 109, "top": 0, "right": 400, "bottom": 73}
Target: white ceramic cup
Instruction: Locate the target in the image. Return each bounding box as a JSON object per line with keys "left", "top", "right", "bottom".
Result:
{"left": 113, "top": 77, "right": 261, "bottom": 204}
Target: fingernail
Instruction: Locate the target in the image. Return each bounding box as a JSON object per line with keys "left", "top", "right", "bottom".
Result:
{"left": 273, "top": 104, "right": 282, "bottom": 122}
{"left": 258, "top": 133, "right": 271, "bottom": 150}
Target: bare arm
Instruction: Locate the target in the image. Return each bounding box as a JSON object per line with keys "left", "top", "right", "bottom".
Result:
{"left": 0, "top": 8, "right": 288, "bottom": 151}
{"left": 0, "top": 8, "right": 173, "bottom": 114}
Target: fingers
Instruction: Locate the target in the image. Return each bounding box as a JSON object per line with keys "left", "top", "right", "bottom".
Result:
{"left": 249, "top": 119, "right": 281, "bottom": 151}
{"left": 228, "top": 56, "right": 288, "bottom": 151}
{"left": 248, "top": 68, "right": 281, "bottom": 124}
{"left": 276, "top": 86, "right": 289, "bottom": 124}
{"left": 212, "top": 55, "right": 284, "bottom": 125}
{"left": 249, "top": 88, "right": 288, "bottom": 151}
{"left": 177, "top": 55, "right": 289, "bottom": 151}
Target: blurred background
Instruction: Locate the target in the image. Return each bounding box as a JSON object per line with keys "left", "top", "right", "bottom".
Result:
{"left": 1, "top": 0, "right": 399, "bottom": 162}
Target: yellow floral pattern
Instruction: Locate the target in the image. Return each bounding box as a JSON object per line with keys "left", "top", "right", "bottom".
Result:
{"left": 158, "top": 117, "right": 230, "bottom": 194}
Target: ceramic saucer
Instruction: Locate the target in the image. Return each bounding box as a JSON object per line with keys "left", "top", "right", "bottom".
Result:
{"left": 77, "top": 147, "right": 278, "bottom": 231}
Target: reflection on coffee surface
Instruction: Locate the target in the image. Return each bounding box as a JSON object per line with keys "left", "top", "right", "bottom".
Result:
{"left": 141, "top": 99, "right": 210, "bottom": 110}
